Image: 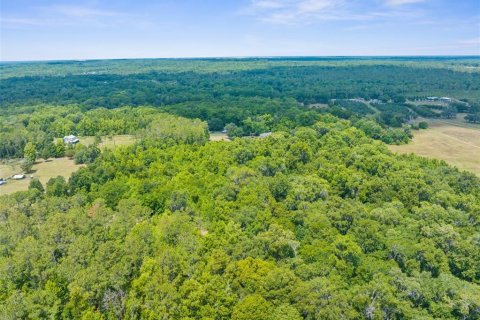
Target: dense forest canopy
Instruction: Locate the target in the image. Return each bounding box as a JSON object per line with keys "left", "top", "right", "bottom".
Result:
{"left": 2, "top": 63, "right": 480, "bottom": 109}
{"left": 1, "top": 57, "right": 479, "bottom": 319}
{"left": 1, "top": 57, "right": 480, "bottom": 158}
{"left": 1, "top": 56, "right": 479, "bottom": 79}
{"left": 1, "top": 115, "right": 479, "bottom": 319}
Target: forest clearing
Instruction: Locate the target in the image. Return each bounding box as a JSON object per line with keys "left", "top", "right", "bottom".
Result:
{"left": 0, "top": 157, "right": 83, "bottom": 195}
{"left": 0, "top": 135, "right": 137, "bottom": 195}
{"left": 389, "top": 117, "right": 480, "bottom": 176}
{"left": 209, "top": 132, "right": 230, "bottom": 141}
{"left": 80, "top": 134, "right": 137, "bottom": 149}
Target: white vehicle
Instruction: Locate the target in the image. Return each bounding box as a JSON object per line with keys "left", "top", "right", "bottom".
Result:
{"left": 12, "top": 174, "right": 26, "bottom": 180}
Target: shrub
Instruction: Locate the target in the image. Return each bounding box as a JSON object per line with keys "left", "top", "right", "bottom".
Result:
{"left": 418, "top": 121, "right": 429, "bottom": 129}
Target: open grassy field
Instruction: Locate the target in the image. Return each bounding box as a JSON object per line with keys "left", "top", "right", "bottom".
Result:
{"left": 209, "top": 132, "right": 231, "bottom": 142}
{"left": 79, "top": 135, "right": 137, "bottom": 149}
{"left": 0, "top": 135, "right": 137, "bottom": 195}
{"left": 389, "top": 117, "right": 480, "bottom": 176}
{"left": 0, "top": 158, "right": 84, "bottom": 195}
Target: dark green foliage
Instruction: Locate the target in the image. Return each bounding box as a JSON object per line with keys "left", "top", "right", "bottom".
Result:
{"left": 465, "top": 113, "right": 480, "bottom": 123}
{"left": 46, "top": 176, "right": 68, "bottom": 197}
{"left": 441, "top": 105, "right": 458, "bottom": 119}
{"left": 74, "top": 145, "right": 101, "bottom": 164}
{"left": 409, "top": 104, "right": 439, "bottom": 118}
{"left": 40, "top": 141, "right": 58, "bottom": 160}
{"left": 208, "top": 117, "right": 225, "bottom": 131}
{"left": 28, "top": 179, "right": 44, "bottom": 192}
{"left": 376, "top": 104, "right": 414, "bottom": 127}
{"left": 331, "top": 99, "right": 375, "bottom": 116}
{"left": 1, "top": 58, "right": 480, "bottom": 151}
{"left": 225, "top": 123, "right": 244, "bottom": 138}
{"left": 2, "top": 60, "right": 479, "bottom": 110}
{"left": 419, "top": 121, "right": 429, "bottom": 129}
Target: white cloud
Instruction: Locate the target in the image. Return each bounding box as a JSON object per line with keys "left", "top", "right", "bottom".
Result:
{"left": 246, "top": 0, "right": 344, "bottom": 24}
{"left": 0, "top": 18, "right": 41, "bottom": 26}
{"left": 244, "top": 0, "right": 427, "bottom": 24}
{"left": 1, "top": 5, "right": 123, "bottom": 29}
{"left": 384, "top": 0, "right": 426, "bottom": 6}
{"left": 298, "top": 0, "right": 338, "bottom": 13}
{"left": 252, "top": 1, "right": 287, "bottom": 9}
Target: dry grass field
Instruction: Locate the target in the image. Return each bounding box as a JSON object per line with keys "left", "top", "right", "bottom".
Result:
{"left": 0, "top": 158, "right": 84, "bottom": 195}
{"left": 389, "top": 118, "right": 480, "bottom": 176}
{"left": 80, "top": 135, "right": 137, "bottom": 149}
{"left": 209, "top": 132, "right": 231, "bottom": 142}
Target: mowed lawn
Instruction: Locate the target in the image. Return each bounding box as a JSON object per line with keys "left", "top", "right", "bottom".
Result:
{"left": 389, "top": 119, "right": 480, "bottom": 176}
{"left": 0, "top": 158, "right": 84, "bottom": 195}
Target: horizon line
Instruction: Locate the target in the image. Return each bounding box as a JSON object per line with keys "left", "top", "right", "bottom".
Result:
{"left": 1, "top": 54, "right": 480, "bottom": 64}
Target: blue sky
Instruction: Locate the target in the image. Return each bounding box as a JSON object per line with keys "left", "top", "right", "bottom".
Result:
{"left": 1, "top": 0, "right": 479, "bottom": 61}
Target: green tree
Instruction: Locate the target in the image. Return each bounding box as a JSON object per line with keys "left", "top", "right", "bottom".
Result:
{"left": 24, "top": 142, "right": 37, "bottom": 163}
{"left": 418, "top": 121, "right": 429, "bottom": 129}
{"left": 21, "top": 159, "right": 34, "bottom": 173}
{"left": 231, "top": 295, "right": 274, "bottom": 320}
{"left": 46, "top": 176, "right": 68, "bottom": 197}
{"left": 225, "top": 123, "right": 244, "bottom": 138}
{"left": 28, "top": 179, "right": 44, "bottom": 192}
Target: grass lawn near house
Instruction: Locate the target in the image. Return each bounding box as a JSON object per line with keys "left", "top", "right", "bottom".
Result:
{"left": 0, "top": 157, "right": 84, "bottom": 195}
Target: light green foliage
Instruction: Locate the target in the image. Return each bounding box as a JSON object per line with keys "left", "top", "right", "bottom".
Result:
{"left": 23, "top": 141, "right": 36, "bottom": 163}
{"left": 20, "top": 159, "right": 34, "bottom": 173}
{"left": 1, "top": 57, "right": 480, "bottom": 319}
{"left": 1, "top": 115, "right": 479, "bottom": 319}
{"left": 142, "top": 114, "right": 209, "bottom": 145}
{"left": 28, "top": 179, "right": 44, "bottom": 193}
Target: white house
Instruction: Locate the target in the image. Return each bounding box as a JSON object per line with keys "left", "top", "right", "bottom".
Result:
{"left": 64, "top": 135, "right": 80, "bottom": 144}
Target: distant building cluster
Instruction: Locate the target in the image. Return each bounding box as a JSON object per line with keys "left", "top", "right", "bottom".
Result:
{"left": 425, "top": 97, "right": 452, "bottom": 102}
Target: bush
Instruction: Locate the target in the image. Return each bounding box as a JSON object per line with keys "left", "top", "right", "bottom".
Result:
{"left": 74, "top": 145, "right": 101, "bottom": 164}
{"left": 20, "top": 160, "right": 34, "bottom": 173}
{"left": 418, "top": 121, "right": 429, "bottom": 129}
{"left": 64, "top": 148, "right": 76, "bottom": 158}
{"left": 46, "top": 176, "right": 68, "bottom": 197}
{"left": 29, "top": 179, "right": 44, "bottom": 192}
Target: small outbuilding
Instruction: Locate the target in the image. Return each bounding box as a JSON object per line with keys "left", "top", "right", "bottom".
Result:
{"left": 64, "top": 135, "right": 80, "bottom": 144}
